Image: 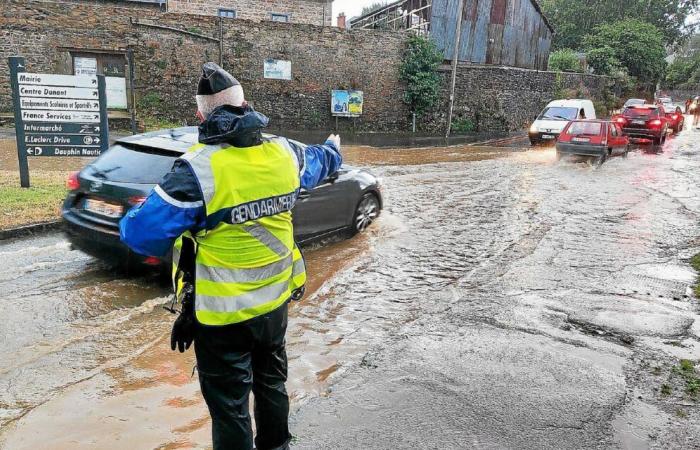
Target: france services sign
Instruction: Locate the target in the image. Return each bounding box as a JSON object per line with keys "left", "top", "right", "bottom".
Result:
{"left": 9, "top": 56, "right": 109, "bottom": 187}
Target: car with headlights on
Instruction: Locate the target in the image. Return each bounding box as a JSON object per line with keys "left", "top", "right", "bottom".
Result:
{"left": 62, "top": 127, "right": 382, "bottom": 269}
{"left": 529, "top": 99, "right": 596, "bottom": 145}
{"left": 664, "top": 106, "right": 685, "bottom": 133}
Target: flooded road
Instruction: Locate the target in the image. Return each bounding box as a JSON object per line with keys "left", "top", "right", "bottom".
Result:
{"left": 1, "top": 128, "right": 700, "bottom": 449}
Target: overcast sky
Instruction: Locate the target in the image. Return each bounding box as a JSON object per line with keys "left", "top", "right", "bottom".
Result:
{"left": 332, "top": 0, "right": 385, "bottom": 24}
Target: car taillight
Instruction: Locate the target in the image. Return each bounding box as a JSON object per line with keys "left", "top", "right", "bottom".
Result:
{"left": 649, "top": 119, "right": 662, "bottom": 127}
{"left": 143, "top": 256, "right": 162, "bottom": 266}
{"left": 66, "top": 171, "right": 80, "bottom": 191}
{"left": 128, "top": 195, "right": 147, "bottom": 206}
{"left": 673, "top": 114, "right": 679, "bottom": 120}
{"left": 615, "top": 117, "right": 626, "bottom": 124}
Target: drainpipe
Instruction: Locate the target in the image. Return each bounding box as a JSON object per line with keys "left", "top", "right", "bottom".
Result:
{"left": 445, "top": 0, "right": 465, "bottom": 138}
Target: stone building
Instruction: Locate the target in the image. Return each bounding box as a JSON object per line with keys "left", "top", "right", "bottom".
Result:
{"left": 165, "top": 0, "right": 334, "bottom": 25}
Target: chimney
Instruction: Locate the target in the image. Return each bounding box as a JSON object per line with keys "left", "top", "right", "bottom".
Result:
{"left": 337, "top": 12, "right": 346, "bottom": 29}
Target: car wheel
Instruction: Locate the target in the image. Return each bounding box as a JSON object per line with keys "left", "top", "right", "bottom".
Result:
{"left": 352, "top": 193, "right": 380, "bottom": 234}
{"left": 622, "top": 144, "right": 630, "bottom": 158}
{"left": 596, "top": 153, "right": 607, "bottom": 166}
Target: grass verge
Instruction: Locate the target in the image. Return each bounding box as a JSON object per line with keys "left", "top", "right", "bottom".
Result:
{"left": 691, "top": 253, "right": 700, "bottom": 298}
{"left": 674, "top": 360, "right": 700, "bottom": 396}
{"left": 0, "top": 170, "right": 67, "bottom": 229}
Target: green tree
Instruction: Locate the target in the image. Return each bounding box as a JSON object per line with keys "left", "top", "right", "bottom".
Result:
{"left": 664, "top": 57, "right": 699, "bottom": 88}
{"left": 399, "top": 35, "right": 444, "bottom": 116}
{"left": 584, "top": 20, "right": 667, "bottom": 86}
{"left": 540, "top": 0, "right": 699, "bottom": 50}
{"left": 548, "top": 49, "right": 583, "bottom": 72}
{"left": 586, "top": 46, "right": 621, "bottom": 76}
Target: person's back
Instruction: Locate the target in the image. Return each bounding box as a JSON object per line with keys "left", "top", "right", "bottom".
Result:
{"left": 120, "top": 62, "right": 342, "bottom": 450}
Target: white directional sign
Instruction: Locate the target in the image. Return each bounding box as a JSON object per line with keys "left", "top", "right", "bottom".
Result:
{"left": 16, "top": 72, "right": 98, "bottom": 88}
{"left": 19, "top": 85, "right": 99, "bottom": 100}
{"left": 21, "top": 110, "right": 101, "bottom": 123}
{"left": 9, "top": 55, "right": 109, "bottom": 188}
{"left": 20, "top": 98, "right": 100, "bottom": 111}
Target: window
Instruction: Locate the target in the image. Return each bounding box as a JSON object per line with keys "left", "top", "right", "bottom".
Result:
{"left": 271, "top": 13, "right": 289, "bottom": 22}
{"left": 71, "top": 52, "right": 128, "bottom": 109}
{"left": 218, "top": 9, "right": 236, "bottom": 18}
{"left": 538, "top": 107, "right": 578, "bottom": 121}
{"left": 564, "top": 122, "right": 602, "bottom": 136}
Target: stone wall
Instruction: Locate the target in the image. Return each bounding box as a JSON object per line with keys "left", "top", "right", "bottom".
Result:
{"left": 422, "top": 65, "right": 612, "bottom": 133}
{"left": 0, "top": 0, "right": 612, "bottom": 134}
{"left": 0, "top": 0, "right": 408, "bottom": 132}
{"left": 666, "top": 89, "right": 700, "bottom": 102}
{"left": 168, "top": 0, "right": 332, "bottom": 26}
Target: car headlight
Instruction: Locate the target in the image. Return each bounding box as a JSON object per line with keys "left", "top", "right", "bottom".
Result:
{"left": 529, "top": 124, "right": 538, "bottom": 133}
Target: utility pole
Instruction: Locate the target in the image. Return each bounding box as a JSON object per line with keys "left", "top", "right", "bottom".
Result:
{"left": 445, "top": 0, "right": 465, "bottom": 138}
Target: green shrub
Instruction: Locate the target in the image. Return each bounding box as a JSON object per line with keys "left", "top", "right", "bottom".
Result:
{"left": 399, "top": 35, "right": 444, "bottom": 117}
{"left": 451, "top": 117, "right": 476, "bottom": 134}
{"left": 548, "top": 49, "right": 583, "bottom": 73}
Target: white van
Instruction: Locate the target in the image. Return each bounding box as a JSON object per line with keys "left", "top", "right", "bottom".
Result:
{"left": 529, "top": 99, "right": 596, "bottom": 145}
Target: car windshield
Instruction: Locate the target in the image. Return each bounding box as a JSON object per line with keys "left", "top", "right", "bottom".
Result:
{"left": 85, "top": 144, "right": 178, "bottom": 184}
{"left": 624, "top": 107, "right": 657, "bottom": 118}
{"left": 624, "top": 99, "right": 645, "bottom": 107}
{"left": 565, "top": 122, "right": 602, "bottom": 136}
{"left": 539, "top": 107, "right": 579, "bottom": 121}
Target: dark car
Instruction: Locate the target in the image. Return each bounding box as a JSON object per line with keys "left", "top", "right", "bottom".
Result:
{"left": 62, "top": 127, "right": 383, "bottom": 268}
{"left": 556, "top": 120, "right": 629, "bottom": 164}
{"left": 613, "top": 104, "right": 669, "bottom": 145}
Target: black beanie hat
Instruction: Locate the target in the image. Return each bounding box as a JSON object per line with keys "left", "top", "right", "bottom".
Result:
{"left": 197, "top": 62, "right": 240, "bottom": 96}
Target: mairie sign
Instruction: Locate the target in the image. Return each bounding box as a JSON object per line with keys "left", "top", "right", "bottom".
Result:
{"left": 8, "top": 56, "right": 109, "bottom": 187}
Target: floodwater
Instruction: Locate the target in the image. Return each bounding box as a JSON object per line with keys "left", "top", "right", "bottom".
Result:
{"left": 1, "top": 126, "right": 700, "bottom": 449}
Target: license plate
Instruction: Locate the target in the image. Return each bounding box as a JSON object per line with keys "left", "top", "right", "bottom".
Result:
{"left": 572, "top": 137, "right": 590, "bottom": 143}
{"left": 632, "top": 120, "right": 645, "bottom": 125}
{"left": 84, "top": 198, "right": 124, "bottom": 218}
{"left": 541, "top": 134, "right": 555, "bottom": 140}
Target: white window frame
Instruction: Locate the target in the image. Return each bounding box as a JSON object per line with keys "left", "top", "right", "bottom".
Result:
{"left": 270, "top": 13, "right": 290, "bottom": 22}
{"left": 218, "top": 8, "right": 236, "bottom": 19}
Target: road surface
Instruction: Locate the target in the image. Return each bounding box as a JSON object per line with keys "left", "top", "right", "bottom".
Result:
{"left": 0, "top": 128, "right": 699, "bottom": 449}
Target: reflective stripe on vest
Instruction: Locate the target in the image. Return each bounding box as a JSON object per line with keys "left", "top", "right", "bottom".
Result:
{"left": 177, "top": 139, "right": 307, "bottom": 326}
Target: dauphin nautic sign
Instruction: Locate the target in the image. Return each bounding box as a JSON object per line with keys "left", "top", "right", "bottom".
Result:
{"left": 8, "top": 56, "right": 109, "bottom": 187}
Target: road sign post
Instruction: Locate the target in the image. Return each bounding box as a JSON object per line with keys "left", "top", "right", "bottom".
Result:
{"left": 9, "top": 56, "right": 30, "bottom": 187}
{"left": 7, "top": 56, "right": 109, "bottom": 188}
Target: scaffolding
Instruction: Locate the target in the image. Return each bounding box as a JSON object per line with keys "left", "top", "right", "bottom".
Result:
{"left": 351, "top": 0, "right": 431, "bottom": 35}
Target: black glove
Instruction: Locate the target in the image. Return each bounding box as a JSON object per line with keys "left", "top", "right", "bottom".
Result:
{"left": 171, "top": 289, "right": 195, "bottom": 353}
{"left": 170, "top": 310, "right": 195, "bottom": 353}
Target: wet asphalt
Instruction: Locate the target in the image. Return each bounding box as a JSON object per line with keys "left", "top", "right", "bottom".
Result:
{"left": 1, "top": 125, "right": 699, "bottom": 449}
{"left": 291, "top": 128, "right": 700, "bottom": 449}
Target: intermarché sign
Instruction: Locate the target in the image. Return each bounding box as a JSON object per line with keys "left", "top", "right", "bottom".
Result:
{"left": 8, "top": 56, "right": 109, "bottom": 188}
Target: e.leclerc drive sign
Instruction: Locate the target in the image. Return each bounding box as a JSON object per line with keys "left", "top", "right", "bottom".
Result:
{"left": 8, "top": 56, "right": 109, "bottom": 187}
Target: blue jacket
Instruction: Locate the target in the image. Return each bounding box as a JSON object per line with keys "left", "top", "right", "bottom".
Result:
{"left": 119, "top": 105, "right": 342, "bottom": 257}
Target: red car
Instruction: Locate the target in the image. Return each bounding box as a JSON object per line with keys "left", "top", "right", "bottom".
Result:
{"left": 556, "top": 120, "right": 630, "bottom": 164}
{"left": 664, "top": 106, "right": 685, "bottom": 133}
{"left": 612, "top": 104, "right": 669, "bottom": 145}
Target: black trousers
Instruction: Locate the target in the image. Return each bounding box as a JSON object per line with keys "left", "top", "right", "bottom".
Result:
{"left": 194, "top": 303, "right": 291, "bottom": 450}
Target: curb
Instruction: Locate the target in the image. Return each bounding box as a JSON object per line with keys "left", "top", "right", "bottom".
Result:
{"left": 0, "top": 220, "right": 62, "bottom": 241}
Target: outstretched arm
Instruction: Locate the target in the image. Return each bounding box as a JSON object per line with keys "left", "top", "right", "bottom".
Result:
{"left": 284, "top": 135, "right": 343, "bottom": 190}
{"left": 119, "top": 160, "right": 206, "bottom": 257}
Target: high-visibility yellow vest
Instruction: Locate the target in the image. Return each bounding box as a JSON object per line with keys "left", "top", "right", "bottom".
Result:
{"left": 172, "top": 138, "right": 307, "bottom": 326}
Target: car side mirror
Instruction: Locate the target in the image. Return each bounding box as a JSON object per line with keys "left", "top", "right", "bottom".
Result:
{"left": 324, "top": 172, "right": 339, "bottom": 184}
{"left": 298, "top": 188, "right": 311, "bottom": 200}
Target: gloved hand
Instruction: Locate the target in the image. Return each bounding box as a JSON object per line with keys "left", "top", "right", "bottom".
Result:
{"left": 171, "top": 311, "right": 195, "bottom": 353}
{"left": 326, "top": 134, "right": 341, "bottom": 151}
